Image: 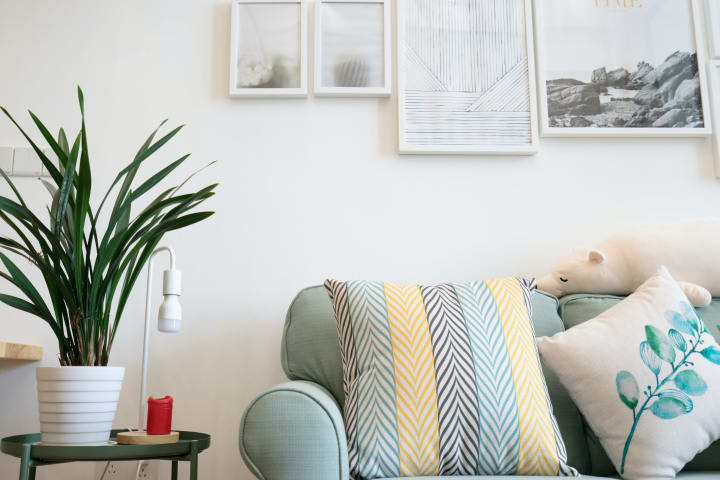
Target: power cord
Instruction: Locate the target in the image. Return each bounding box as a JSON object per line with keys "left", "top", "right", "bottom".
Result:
{"left": 98, "top": 461, "right": 110, "bottom": 480}
{"left": 134, "top": 460, "right": 147, "bottom": 480}
{"left": 98, "top": 427, "right": 143, "bottom": 480}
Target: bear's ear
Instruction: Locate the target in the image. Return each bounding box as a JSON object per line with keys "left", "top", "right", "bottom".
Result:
{"left": 588, "top": 249, "right": 605, "bottom": 264}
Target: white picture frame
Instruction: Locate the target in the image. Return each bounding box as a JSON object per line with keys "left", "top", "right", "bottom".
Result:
{"left": 534, "top": 0, "right": 712, "bottom": 137}
{"left": 707, "top": 0, "right": 720, "bottom": 59}
{"left": 314, "top": 0, "right": 391, "bottom": 97}
{"left": 707, "top": 61, "right": 720, "bottom": 177}
{"left": 397, "top": 0, "right": 540, "bottom": 155}
{"left": 229, "top": 0, "right": 308, "bottom": 98}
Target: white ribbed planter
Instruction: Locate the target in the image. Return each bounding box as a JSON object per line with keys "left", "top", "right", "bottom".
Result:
{"left": 36, "top": 366, "right": 124, "bottom": 445}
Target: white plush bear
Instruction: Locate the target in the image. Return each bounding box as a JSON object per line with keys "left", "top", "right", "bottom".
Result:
{"left": 538, "top": 218, "right": 719, "bottom": 307}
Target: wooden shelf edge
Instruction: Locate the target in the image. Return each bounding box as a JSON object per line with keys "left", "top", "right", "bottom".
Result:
{"left": 0, "top": 341, "right": 43, "bottom": 361}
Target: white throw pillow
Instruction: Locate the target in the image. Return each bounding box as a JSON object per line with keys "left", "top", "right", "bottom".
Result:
{"left": 538, "top": 266, "right": 720, "bottom": 480}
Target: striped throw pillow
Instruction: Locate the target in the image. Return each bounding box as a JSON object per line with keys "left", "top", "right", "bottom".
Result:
{"left": 324, "top": 278, "right": 577, "bottom": 479}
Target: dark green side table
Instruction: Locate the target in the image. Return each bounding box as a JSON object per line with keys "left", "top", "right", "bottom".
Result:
{"left": 1, "top": 430, "right": 211, "bottom": 480}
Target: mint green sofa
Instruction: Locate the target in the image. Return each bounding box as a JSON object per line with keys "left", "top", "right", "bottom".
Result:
{"left": 239, "top": 287, "right": 720, "bottom": 479}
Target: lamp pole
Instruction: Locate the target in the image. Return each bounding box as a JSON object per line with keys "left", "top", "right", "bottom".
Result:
{"left": 139, "top": 246, "right": 181, "bottom": 430}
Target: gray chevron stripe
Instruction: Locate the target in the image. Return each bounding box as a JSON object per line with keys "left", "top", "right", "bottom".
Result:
{"left": 324, "top": 279, "right": 360, "bottom": 476}
{"left": 420, "top": 284, "right": 480, "bottom": 475}
{"left": 518, "top": 277, "right": 537, "bottom": 314}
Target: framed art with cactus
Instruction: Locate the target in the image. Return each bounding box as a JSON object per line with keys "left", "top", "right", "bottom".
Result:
{"left": 313, "top": 0, "right": 391, "bottom": 97}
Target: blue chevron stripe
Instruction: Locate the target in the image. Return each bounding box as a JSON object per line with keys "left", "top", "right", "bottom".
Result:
{"left": 346, "top": 280, "right": 401, "bottom": 478}
{"left": 453, "top": 281, "right": 521, "bottom": 475}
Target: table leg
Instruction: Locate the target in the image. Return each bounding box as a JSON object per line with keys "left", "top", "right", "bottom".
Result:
{"left": 18, "top": 444, "right": 31, "bottom": 480}
{"left": 171, "top": 460, "right": 178, "bottom": 480}
{"left": 189, "top": 441, "right": 199, "bottom": 480}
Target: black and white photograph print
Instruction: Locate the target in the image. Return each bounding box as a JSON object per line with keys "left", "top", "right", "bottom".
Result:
{"left": 536, "top": 0, "right": 711, "bottom": 136}
{"left": 706, "top": 0, "right": 720, "bottom": 58}
{"left": 229, "top": 0, "right": 307, "bottom": 97}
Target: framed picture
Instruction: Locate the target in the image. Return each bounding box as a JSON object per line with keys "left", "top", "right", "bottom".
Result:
{"left": 707, "top": 61, "right": 720, "bottom": 177}
{"left": 535, "top": 0, "right": 712, "bottom": 137}
{"left": 229, "top": 0, "right": 308, "bottom": 97}
{"left": 707, "top": 0, "right": 720, "bottom": 59}
{"left": 397, "top": 0, "right": 539, "bottom": 155}
{"left": 314, "top": 0, "right": 391, "bottom": 96}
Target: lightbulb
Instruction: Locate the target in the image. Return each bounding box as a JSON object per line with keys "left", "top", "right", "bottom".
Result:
{"left": 158, "top": 269, "right": 182, "bottom": 333}
{"left": 158, "top": 295, "right": 181, "bottom": 332}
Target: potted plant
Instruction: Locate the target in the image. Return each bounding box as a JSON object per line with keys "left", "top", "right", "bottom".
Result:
{"left": 0, "top": 88, "right": 217, "bottom": 444}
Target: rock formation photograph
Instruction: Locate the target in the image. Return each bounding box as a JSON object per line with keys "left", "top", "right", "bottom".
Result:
{"left": 539, "top": 0, "right": 706, "bottom": 131}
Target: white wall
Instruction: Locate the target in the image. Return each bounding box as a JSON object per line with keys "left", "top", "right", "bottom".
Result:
{"left": 0, "top": 1, "right": 718, "bottom": 479}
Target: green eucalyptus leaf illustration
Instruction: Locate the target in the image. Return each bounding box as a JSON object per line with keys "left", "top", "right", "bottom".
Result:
{"left": 665, "top": 310, "right": 695, "bottom": 336}
{"left": 621, "top": 312, "right": 715, "bottom": 475}
{"left": 674, "top": 370, "right": 707, "bottom": 396}
{"left": 639, "top": 341, "right": 662, "bottom": 375}
{"left": 616, "top": 370, "right": 639, "bottom": 410}
{"left": 701, "top": 346, "right": 720, "bottom": 365}
{"left": 668, "top": 329, "right": 687, "bottom": 353}
{"left": 645, "top": 325, "right": 676, "bottom": 364}
{"left": 650, "top": 390, "right": 693, "bottom": 419}
{"left": 680, "top": 302, "right": 703, "bottom": 333}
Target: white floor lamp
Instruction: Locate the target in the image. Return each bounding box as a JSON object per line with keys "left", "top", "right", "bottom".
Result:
{"left": 139, "top": 246, "right": 182, "bottom": 431}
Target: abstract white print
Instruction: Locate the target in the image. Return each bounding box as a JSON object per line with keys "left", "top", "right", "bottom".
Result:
{"left": 398, "top": 0, "right": 536, "bottom": 153}
{"left": 235, "top": 3, "right": 301, "bottom": 89}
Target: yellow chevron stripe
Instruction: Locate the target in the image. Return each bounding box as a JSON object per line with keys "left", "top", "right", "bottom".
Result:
{"left": 487, "top": 278, "right": 560, "bottom": 475}
{"left": 384, "top": 282, "right": 441, "bottom": 476}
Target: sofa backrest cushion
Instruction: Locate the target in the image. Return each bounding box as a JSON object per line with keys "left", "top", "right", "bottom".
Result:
{"left": 558, "top": 294, "right": 720, "bottom": 477}
{"left": 282, "top": 286, "right": 592, "bottom": 473}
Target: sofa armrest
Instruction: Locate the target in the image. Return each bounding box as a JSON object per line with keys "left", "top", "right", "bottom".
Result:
{"left": 240, "top": 380, "right": 349, "bottom": 480}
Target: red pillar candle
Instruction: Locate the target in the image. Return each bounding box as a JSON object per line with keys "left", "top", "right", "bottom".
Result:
{"left": 147, "top": 395, "right": 173, "bottom": 435}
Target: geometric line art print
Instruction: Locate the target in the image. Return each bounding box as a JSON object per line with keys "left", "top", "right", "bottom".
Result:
{"left": 398, "top": 0, "right": 538, "bottom": 154}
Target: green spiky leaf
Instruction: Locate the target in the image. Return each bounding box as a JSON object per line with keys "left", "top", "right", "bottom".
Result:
{"left": 0, "top": 88, "right": 216, "bottom": 366}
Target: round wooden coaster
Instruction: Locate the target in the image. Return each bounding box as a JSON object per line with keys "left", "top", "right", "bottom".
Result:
{"left": 116, "top": 431, "right": 179, "bottom": 445}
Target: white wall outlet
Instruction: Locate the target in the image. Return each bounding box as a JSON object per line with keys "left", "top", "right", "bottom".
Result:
{"left": 40, "top": 147, "right": 54, "bottom": 178}
{"left": 12, "top": 147, "right": 41, "bottom": 177}
{"left": 95, "top": 461, "right": 124, "bottom": 480}
{"left": 135, "top": 460, "right": 156, "bottom": 480}
{"left": 0, "top": 147, "right": 12, "bottom": 174}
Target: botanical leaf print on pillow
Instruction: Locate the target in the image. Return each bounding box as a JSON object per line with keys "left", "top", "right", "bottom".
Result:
{"left": 537, "top": 266, "right": 720, "bottom": 480}
{"left": 617, "top": 301, "right": 720, "bottom": 474}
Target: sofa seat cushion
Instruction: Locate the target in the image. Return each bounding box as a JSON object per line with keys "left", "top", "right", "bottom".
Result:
{"left": 388, "top": 472, "right": 720, "bottom": 479}
{"left": 677, "top": 474, "right": 720, "bottom": 479}
{"left": 389, "top": 476, "right": 611, "bottom": 480}
{"left": 558, "top": 292, "right": 720, "bottom": 477}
